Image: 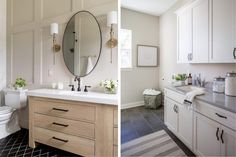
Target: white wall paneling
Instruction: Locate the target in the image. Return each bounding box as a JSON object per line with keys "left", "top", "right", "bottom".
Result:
{"left": 0, "top": 0, "right": 6, "bottom": 105}
{"left": 7, "top": 0, "right": 118, "bottom": 88}
{"left": 12, "top": 31, "right": 34, "bottom": 84}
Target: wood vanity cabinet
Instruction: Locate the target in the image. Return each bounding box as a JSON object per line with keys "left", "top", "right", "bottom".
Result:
{"left": 28, "top": 96, "right": 118, "bottom": 157}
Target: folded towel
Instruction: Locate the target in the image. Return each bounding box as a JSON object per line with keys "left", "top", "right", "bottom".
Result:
{"left": 143, "top": 89, "right": 161, "bottom": 95}
{"left": 184, "top": 89, "right": 205, "bottom": 104}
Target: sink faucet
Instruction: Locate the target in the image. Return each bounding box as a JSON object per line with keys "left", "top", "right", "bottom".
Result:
{"left": 74, "top": 76, "right": 81, "bottom": 91}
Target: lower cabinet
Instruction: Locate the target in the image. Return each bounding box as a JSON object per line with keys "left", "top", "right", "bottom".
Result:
{"left": 29, "top": 97, "right": 118, "bottom": 157}
{"left": 165, "top": 88, "right": 236, "bottom": 156}
{"left": 164, "top": 97, "right": 193, "bottom": 150}
{"left": 194, "top": 112, "right": 236, "bottom": 156}
{"left": 165, "top": 98, "right": 178, "bottom": 132}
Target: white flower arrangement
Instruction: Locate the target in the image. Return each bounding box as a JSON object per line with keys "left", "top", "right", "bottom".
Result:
{"left": 100, "top": 80, "right": 118, "bottom": 94}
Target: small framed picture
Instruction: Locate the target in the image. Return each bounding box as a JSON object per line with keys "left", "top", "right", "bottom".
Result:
{"left": 137, "top": 45, "right": 158, "bottom": 67}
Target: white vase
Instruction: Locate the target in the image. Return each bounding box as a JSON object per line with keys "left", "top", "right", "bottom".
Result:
{"left": 16, "top": 87, "right": 23, "bottom": 90}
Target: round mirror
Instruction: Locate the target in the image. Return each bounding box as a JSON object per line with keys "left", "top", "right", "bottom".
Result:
{"left": 63, "top": 11, "right": 102, "bottom": 77}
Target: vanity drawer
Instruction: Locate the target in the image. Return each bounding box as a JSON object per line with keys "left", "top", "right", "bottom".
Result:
{"left": 114, "top": 109, "right": 118, "bottom": 127}
{"left": 34, "top": 127, "right": 95, "bottom": 156}
{"left": 114, "top": 146, "right": 118, "bottom": 157}
{"left": 164, "top": 88, "right": 185, "bottom": 104}
{"left": 195, "top": 100, "right": 236, "bottom": 131}
{"left": 34, "top": 114, "right": 95, "bottom": 139}
{"left": 33, "top": 99, "right": 95, "bottom": 122}
{"left": 113, "top": 127, "right": 118, "bottom": 145}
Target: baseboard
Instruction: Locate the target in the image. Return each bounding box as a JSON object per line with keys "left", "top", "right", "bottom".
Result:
{"left": 121, "top": 101, "right": 144, "bottom": 109}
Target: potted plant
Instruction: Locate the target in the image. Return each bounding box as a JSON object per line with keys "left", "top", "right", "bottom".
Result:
{"left": 100, "top": 80, "right": 118, "bottom": 94}
{"left": 14, "top": 78, "right": 27, "bottom": 90}
{"left": 172, "top": 74, "right": 187, "bottom": 86}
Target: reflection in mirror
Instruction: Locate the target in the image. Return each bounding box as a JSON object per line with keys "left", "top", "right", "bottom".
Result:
{"left": 63, "top": 11, "right": 102, "bottom": 77}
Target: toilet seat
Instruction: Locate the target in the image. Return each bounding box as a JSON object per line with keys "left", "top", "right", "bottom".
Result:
{"left": 0, "top": 106, "right": 13, "bottom": 115}
{"left": 0, "top": 106, "right": 13, "bottom": 123}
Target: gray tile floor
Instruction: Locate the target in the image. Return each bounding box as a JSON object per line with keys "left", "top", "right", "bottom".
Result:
{"left": 121, "top": 106, "right": 195, "bottom": 157}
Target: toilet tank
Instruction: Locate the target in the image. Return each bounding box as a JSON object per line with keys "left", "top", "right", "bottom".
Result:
{"left": 4, "top": 89, "right": 27, "bottom": 109}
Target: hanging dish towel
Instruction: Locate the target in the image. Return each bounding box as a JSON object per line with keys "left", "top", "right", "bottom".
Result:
{"left": 86, "top": 57, "right": 93, "bottom": 74}
{"left": 183, "top": 89, "right": 205, "bottom": 104}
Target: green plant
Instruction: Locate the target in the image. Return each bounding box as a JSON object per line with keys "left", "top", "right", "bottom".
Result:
{"left": 172, "top": 74, "right": 187, "bottom": 81}
{"left": 14, "top": 78, "right": 27, "bottom": 88}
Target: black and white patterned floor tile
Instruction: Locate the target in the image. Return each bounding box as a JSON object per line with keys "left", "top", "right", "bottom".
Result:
{"left": 0, "top": 129, "right": 81, "bottom": 157}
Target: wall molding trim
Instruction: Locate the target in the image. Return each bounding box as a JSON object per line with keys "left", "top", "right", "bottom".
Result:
{"left": 121, "top": 101, "right": 144, "bottom": 110}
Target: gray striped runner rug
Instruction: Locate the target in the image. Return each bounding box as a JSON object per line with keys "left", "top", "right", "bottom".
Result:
{"left": 121, "top": 130, "right": 187, "bottom": 157}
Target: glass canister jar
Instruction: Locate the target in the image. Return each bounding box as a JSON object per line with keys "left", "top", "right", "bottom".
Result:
{"left": 213, "top": 77, "right": 225, "bottom": 93}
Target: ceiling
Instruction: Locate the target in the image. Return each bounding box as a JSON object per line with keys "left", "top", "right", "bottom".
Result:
{"left": 121, "top": 0, "right": 178, "bottom": 16}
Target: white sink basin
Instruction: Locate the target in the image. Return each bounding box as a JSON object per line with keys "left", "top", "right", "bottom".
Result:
{"left": 176, "top": 86, "right": 205, "bottom": 93}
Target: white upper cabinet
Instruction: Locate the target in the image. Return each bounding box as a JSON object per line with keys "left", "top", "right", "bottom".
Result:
{"left": 176, "top": 0, "right": 236, "bottom": 63}
{"left": 192, "top": 0, "right": 209, "bottom": 63}
{"left": 177, "top": 0, "right": 209, "bottom": 63}
{"left": 177, "top": 7, "right": 192, "bottom": 63}
{"left": 211, "top": 0, "right": 236, "bottom": 63}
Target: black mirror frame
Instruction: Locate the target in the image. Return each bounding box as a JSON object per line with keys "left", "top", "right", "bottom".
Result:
{"left": 62, "top": 10, "right": 102, "bottom": 78}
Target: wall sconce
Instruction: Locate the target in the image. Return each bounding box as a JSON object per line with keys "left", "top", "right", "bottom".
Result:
{"left": 106, "top": 11, "right": 118, "bottom": 63}
{"left": 50, "top": 23, "right": 61, "bottom": 53}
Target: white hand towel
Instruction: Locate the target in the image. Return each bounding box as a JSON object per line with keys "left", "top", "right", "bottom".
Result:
{"left": 86, "top": 57, "right": 93, "bottom": 74}
{"left": 184, "top": 89, "right": 205, "bottom": 104}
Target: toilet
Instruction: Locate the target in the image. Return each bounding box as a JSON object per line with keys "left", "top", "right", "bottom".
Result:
{"left": 0, "top": 89, "right": 27, "bottom": 139}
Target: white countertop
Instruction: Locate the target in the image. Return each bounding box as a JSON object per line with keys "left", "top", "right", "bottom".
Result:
{"left": 26, "top": 89, "right": 118, "bottom": 106}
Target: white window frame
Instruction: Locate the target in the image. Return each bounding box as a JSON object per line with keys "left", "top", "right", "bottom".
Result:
{"left": 120, "top": 29, "right": 132, "bottom": 69}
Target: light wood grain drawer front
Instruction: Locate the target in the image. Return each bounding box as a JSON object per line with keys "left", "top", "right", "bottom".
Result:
{"left": 114, "top": 109, "right": 118, "bottom": 127}
{"left": 114, "top": 127, "right": 118, "bottom": 146}
{"left": 34, "top": 127, "right": 94, "bottom": 156}
{"left": 113, "top": 146, "right": 118, "bottom": 157}
{"left": 34, "top": 99, "right": 95, "bottom": 122}
{"left": 195, "top": 101, "right": 236, "bottom": 131}
{"left": 34, "top": 114, "right": 95, "bottom": 139}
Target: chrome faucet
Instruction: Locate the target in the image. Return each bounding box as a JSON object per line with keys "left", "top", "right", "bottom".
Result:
{"left": 74, "top": 76, "right": 81, "bottom": 91}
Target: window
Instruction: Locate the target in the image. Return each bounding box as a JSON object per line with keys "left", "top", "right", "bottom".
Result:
{"left": 120, "top": 29, "right": 132, "bottom": 69}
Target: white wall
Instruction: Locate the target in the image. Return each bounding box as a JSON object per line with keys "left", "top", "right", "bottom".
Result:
{"left": 7, "top": 0, "right": 118, "bottom": 128}
{"left": 7, "top": 0, "right": 118, "bottom": 91}
{"left": 0, "top": 0, "right": 6, "bottom": 106}
{"left": 121, "top": 8, "right": 159, "bottom": 107}
{"left": 159, "top": 0, "right": 236, "bottom": 90}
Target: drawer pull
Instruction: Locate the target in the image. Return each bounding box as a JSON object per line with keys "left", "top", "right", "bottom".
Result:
{"left": 221, "top": 130, "right": 224, "bottom": 144}
{"left": 52, "top": 136, "right": 68, "bottom": 143}
{"left": 52, "top": 108, "right": 69, "bottom": 112}
{"left": 52, "top": 122, "right": 69, "bottom": 127}
{"left": 215, "top": 113, "right": 227, "bottom": 119}
{"left": 216, "top": 127, "right": 219, "bottom": 141}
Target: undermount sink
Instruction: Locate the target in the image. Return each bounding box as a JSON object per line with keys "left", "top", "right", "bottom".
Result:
{"left": 176, "top": 86, "right": 205, "bottom": 93}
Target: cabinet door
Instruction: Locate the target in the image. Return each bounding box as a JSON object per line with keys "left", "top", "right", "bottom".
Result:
{"left": 178, "top": 104, "right": 193, "bottom": 149}
{"left": 220, "top": 125, "right": 236, "bottom": 156}
{"left": 211, "top": 0, "right": 236, "bottom": 63}
{"left": 164, "top": 98, "right": 178, "bottom": 133}
{"left": 192, "top": 0, "right": 209, "bottom": 63}
{"left": 177, "top": 7, "right": 192, "bottom": 63}
{"left": 194, "top": 112, "right": 221, "bottom": 156}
